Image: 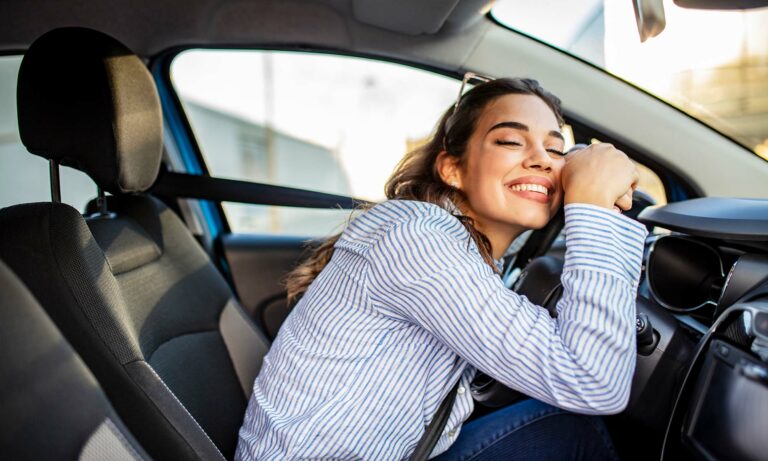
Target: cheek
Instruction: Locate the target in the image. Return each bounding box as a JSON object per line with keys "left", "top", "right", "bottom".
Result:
{"left": 469, "top": 161, "right": 509, "bottom": 202}
{"left": 471, "top": 152, "right": 524, "bottom": 189}
{"left": 552, "top": 157, "right": 566, "bottom": 190}
{"left": 549, "top": 161, "right": 566, "bottom": 212}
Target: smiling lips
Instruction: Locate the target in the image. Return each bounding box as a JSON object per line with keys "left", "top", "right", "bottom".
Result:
{"left": 506, "top": 176, "right": 554, "bottom": 204}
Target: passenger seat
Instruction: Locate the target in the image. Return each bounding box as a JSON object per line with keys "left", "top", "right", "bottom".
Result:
{"left": 0, "top": 27, "right": 269, "bottom": 460}
{"left": 0, "top": 259, "right": 149, "bottom": 461}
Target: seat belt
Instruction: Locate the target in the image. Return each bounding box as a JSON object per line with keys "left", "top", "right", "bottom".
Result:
{"left": 408, "top": 381, "right": 460, "bottom": 461}
{"left": 150, "top": 169, "right": 361, "bottom": 209}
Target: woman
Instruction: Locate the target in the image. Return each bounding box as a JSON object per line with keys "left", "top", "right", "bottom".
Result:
{"left": 236, "top": 77, "right": 646, "bottom": 460}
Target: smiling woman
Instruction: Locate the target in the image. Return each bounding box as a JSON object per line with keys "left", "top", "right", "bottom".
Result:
{"left": 236, "top": 77, "right": 647, "bottom": 461}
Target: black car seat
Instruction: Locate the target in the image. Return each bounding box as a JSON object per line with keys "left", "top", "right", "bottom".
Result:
{"left": 0, "top": 259, "right": 149, "bottom": 461}
{"left": 0, "top": 27, "right": 269, "bottom": 460}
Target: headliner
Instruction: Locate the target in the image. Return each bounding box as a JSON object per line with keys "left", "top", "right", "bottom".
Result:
{"left": 0, "top": 0, "right": 491, "bottom": 69}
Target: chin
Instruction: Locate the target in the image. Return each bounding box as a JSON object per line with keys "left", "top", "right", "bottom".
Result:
{"left": 508, "top": 209, "right": 554, "bottom": 230}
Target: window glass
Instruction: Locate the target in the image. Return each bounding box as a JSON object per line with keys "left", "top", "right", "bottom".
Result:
{"left": 222, "top": 203, "right": 353, "bottom": 237}
{"left": 171, "top": 50, "right": 462, "bottom": 235}
{"left": 492, "top": 0, "right": 768, "bottom": 159}
{"left": 634, "top": 162, "right": 667, "bottom": 206}
{"left": 0, "top": 56, "right": 95, "bottom": 211}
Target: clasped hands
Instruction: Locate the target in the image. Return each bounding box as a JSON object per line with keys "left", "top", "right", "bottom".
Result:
{"left": 561, "top": 143, "right": 639, "bottom": 213}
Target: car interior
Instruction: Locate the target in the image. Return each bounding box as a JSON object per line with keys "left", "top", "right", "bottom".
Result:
{"left": 0, "top": 1, "right": 767, "bottom": 460}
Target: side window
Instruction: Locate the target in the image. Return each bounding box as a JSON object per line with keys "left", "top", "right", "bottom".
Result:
{"left": 634, "top": 162, "right": 667, "bottom": 205}
{"left": 0, "top": 56, "right": 94, "bottom": 211}
{"left": 171, "top": 50, "right": 462, "bottom": 236}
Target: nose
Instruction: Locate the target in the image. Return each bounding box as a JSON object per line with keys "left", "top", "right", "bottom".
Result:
{"left": 521, "top": 144, "right": 553, "bottom": 172}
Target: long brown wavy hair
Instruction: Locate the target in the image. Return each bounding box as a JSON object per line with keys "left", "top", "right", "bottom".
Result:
{"left": 286, "top": 77, "right": 564, "bottom": 302}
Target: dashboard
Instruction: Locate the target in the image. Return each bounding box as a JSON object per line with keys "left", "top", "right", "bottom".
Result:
{"left": 637, "top": 197, "right": 768, "bottom": 461}
{"left": 641, "top": 198, "right": 768, "bottom": 326}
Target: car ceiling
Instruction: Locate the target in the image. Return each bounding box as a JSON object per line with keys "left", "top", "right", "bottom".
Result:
{"left": 0, "top": 0, "right": 491, "bottom": 70}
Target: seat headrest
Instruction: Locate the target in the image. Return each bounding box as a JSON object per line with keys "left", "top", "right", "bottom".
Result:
{"left": 17, "top": 27, "right": 163, "bottom": 194}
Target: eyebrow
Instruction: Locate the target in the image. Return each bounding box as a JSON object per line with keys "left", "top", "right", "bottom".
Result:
{"left": 487, "top": 121, "right": 565, "bottom": 142}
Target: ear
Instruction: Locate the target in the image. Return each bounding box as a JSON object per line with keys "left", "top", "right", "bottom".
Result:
{"left": 436, "top": 151, "right": 463, "bottom": 188}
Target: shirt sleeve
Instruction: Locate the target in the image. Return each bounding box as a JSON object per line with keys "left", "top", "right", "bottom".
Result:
{"left": 365, "top": 203, "right": 648, "bottom": 414}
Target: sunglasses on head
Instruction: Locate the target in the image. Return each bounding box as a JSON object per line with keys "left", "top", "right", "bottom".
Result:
{"left": 452, "top": 71, "right": 494, "bottom": 112}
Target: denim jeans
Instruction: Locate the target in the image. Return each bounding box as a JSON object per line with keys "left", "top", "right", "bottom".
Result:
{"left": 432, "top": 399, "right": 620, "bottom": 461}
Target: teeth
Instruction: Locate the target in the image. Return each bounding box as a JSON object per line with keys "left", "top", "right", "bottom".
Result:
{"left": 509, "top": 183, "right": 549, "bottom": 195}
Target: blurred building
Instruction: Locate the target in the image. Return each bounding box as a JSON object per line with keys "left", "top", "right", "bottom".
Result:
{"left": 185, "top": 101, "right": 351, "bottom": 235}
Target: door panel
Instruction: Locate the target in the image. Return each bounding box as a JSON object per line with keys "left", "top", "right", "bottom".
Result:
{"left": 221, "top": 233, "right": 317, "bottom": 339}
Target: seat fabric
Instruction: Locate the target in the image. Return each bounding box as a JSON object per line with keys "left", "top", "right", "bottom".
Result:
{"left": 0, "top": 259, "right": 148, "bottom": 461}
{"left": 0, "top": 196, "right": 268, "bottom": 460}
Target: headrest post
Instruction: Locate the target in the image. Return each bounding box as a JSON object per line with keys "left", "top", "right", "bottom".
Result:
{"left": 49, "top": 159, "right": 61, "bottom": 203}
{"left": 87, "top": 187, "right": 116, "bottom": 220}
{"left": 96, "top": 187, "right": 109, "bottom": 217}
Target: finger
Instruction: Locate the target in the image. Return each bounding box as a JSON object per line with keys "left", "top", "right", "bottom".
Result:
{"left": 564, "top": 147, "right": 585, "bottom": 162}
{"left": 565, "top": 144, "right": 589, "bottom": 157}
{"left": 615, "top": 192, "right": 633, "bottom": 211}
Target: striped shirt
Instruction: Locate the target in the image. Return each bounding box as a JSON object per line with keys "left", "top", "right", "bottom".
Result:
{"left": 236, "top": 200, "right": 648, "bottom": 460}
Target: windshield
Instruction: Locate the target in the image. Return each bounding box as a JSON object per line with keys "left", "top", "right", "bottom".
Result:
{"left": 492, "top": 0, "right": 768, "bottom": 160}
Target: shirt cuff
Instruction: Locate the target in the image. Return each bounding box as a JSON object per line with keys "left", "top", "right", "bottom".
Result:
{"left": 562, "top": 203, "right": 648, "bottom": 285}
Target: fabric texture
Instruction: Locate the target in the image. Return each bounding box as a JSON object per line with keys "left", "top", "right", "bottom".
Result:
{"left": 0, "top": 260, "right": 148, "bottom": 461}
{"left": 432, "top": 399, "right": 618, "bottom": 461}
{"left": 123, "top": 361, "right": 227, "bottom": 461}
{"left": 0, "top": 195, "right": 269, "bottom": 460}
{"left": 16, "top": 27, "right": 162, "bottom": 194}
{"left": 88, "top": 216, "right": 162, "bottom": 275}
{"left": 236, "top": 199, "right": 648, "bottom": 460}
{"left": 79, "top": 418, "right": 144, "bottom": 461}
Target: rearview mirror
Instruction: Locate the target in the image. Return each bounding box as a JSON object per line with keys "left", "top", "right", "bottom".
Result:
{"left": 633, "top": 0, "right": 667, "bottom": 42}
{"left": 633, "top": 0, "right": 768, "bottom": 42}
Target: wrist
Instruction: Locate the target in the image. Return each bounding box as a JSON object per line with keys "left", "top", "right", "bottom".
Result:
{"left": 564, "top": 192, "right": 614, "bottom": 209}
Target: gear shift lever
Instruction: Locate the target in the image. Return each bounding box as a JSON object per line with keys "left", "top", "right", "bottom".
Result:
{"left": 636, "top": 313, "right": 658, "bottom": 355}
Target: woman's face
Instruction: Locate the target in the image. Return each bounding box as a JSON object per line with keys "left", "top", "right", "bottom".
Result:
{"left": 448, "top": 94, "right": 566, "bottom": 241}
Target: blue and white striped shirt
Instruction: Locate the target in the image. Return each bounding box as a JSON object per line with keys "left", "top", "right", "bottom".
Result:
{"left": 236, "top": 200, "right": 648, "bottom": 460}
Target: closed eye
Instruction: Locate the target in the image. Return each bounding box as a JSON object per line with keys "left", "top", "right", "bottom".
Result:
{"left": 495, "top": 140, "right": 522, "bottom": 147}
{"left": 495, "top": 140, "right": 564, "bottom": 156}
